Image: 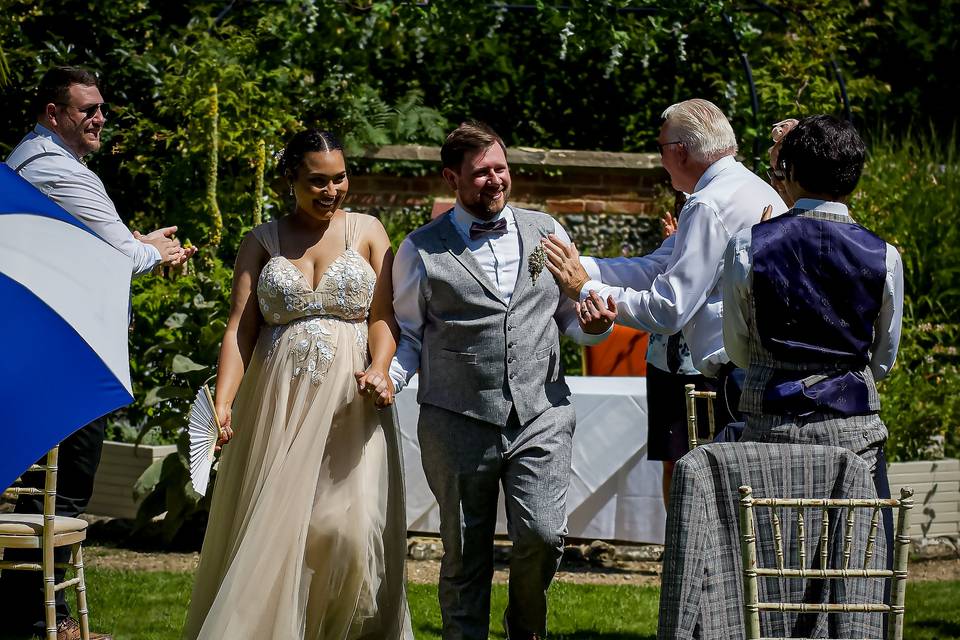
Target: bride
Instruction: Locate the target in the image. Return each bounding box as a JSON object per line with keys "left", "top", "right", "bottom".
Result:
{"left": 181, "top": 129, "right": 411, "bottom": 639}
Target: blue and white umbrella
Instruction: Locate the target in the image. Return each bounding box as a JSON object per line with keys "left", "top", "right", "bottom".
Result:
{"left": 0, "top": 164, "right": 133, "bottom": 490}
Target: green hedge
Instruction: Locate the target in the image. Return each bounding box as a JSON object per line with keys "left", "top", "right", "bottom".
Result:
{"left": 855, "top": 131, "right": 960, "bottom": 461}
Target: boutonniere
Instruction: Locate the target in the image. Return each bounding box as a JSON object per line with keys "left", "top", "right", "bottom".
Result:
{"left": 528, "top": 243, "right": 547, "bottom": 284}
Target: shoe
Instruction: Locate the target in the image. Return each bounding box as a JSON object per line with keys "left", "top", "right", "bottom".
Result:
{"left": 502, "top": 611, "right": 541, "bottom": 640}
{"left": 55, "top": 617, "right": 112, "bottom": 640}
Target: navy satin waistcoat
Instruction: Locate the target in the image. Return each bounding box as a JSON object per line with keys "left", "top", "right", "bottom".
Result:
{"left": 751, "top": 210, "right": 887, "bottom": 415}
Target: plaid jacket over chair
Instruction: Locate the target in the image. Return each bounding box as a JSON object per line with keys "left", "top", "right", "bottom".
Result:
{"left": 657, "top": 442, "right": 885, "bottom": 639}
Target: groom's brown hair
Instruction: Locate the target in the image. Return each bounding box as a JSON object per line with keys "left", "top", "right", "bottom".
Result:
{"left": 440, "top": 120, "right": 506, "bottom": 170}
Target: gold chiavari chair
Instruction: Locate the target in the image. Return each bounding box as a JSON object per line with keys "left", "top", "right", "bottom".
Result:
{"left": 0, "top": 446, "right": 93, "bottom": 640}
{"left": 684, "top": 383, "right": 716, "bottom": 451}
{"left": 739, "top": 484, "right": 915, "bottom": 640}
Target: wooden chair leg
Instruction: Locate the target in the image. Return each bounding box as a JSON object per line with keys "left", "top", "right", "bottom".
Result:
{"left": 44, "top": 538, "right": 57, "bottom": 640}
{"left": 73, "top": 543, "right": 91, "bottom": 640}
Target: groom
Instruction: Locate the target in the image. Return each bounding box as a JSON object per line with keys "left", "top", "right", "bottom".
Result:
{"left": 390, "top": 121, "right": 614, "bottom": 640}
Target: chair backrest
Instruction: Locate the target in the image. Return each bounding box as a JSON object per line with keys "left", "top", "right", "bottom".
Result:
{"left": 684, "top": 383, "right": 716, "bottom": 450}
{"left": 739, "top": 484, "right": 915, "bottom": 640}
{"left": 2, "top": 446, "right": 59, "bottom": 528}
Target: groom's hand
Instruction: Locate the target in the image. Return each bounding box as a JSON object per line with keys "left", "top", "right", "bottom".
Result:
{"left": 543, "top": 234, "right": 590, "bottom": 300}
{"left": 577, "top": 291, "right": 617, "bottom": 334}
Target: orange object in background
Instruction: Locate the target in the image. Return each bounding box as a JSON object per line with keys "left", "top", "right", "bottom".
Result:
{"left": 582, "top": 325, "right": 648, "bottom": 376}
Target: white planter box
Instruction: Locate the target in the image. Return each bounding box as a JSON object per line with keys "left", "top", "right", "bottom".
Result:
{"left": 87, "top": 441, "right": 177, "bottom": 519}
{"left": 887, "top": 458, "right": 960, "bottom": 540}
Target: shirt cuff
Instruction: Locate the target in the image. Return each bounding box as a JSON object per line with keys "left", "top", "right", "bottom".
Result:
{"left": 578, "top": 279, "right": 606, "bottom": 302}
{"left": 144, "top": 241, "right": 162, "bottom": 264}
{"left": 580, "top": 321, "right": 614, "bottom": 345}
{"left": 388, "top": 358, "right": 408, "bottom": 393}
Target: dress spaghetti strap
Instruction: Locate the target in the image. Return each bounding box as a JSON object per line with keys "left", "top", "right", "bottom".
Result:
{"left": 345, "top": 212, "right": 371, "bottom": 250}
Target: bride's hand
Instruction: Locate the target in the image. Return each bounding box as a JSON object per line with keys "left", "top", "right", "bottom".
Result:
{"left": 355, "top": 368, "right": 395, "bottom": 408}
{"left": 215, "top": 403, "right": 234, "bottom": 451}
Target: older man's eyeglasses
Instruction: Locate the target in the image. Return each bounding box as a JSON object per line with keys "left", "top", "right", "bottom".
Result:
{"left": 657, "top": 140, "right": 682, "bottom": 155}
{"left": 56, "top": 102, "right": 108, "bottom": 120}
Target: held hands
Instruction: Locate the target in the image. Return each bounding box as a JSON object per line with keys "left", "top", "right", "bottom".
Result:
{"left": 577, "top": 290, "right": 617, "bottom": 334}
{"left": 214, "top": 403, "right": 234, "bottom": 451}
{"left": 542, "top": 234, "right": 590, "bottom": 300}
{"left": 134, "top": 226, "right": 198, "bottom": 267}
{"left": 355, "top": 367, "right": 395, "bottom": 408}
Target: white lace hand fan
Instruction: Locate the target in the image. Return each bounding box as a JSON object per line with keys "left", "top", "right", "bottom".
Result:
{"left": 188, "top": 385, "right": 223, "bottom": 495}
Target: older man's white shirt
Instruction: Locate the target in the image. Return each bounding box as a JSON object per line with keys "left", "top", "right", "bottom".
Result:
{"left": 579, "top": 156, "right": 787, "bottom": 377}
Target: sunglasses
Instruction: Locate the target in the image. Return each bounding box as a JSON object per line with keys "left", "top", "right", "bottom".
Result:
{"left": 657, "top": 140, "right": 682, "bottom": 154}
{"left": 56, "top": 102, "right": 108, "bottom": 119}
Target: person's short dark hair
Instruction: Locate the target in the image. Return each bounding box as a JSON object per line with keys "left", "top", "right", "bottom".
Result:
{"left": 34, "top": 66, "right": 99, "bottom": 116}
{"left": 440, "top": 120, "right": 506, "bottom": 170}
{"left": 777, "top": 115, "right": 865, "bottom": 198}
{"left": 278, "top": 129, "right": 343, "bottom": 178}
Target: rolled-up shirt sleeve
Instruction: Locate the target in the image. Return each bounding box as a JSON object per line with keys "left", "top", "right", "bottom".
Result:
{"left": 389, "top": 237, "right": 427, "bottom": 392}
{"left": 52, "top": 170, "right": 161, "bottom": 276}
{"left": 870, "top": 244, "right": 904, "bottom": 380}
{"left": 553, "top": 221, "right": 611, "bottom": 345}
{"left": 579, "top": 202, "right": 728, "bottom": 336}
{"left": 721, "top": 230, "right": 752, "bottom": 369}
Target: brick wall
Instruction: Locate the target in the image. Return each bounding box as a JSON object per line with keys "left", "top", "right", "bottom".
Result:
{"left": 350, "top": 144, "right": 670, "bottom": 256}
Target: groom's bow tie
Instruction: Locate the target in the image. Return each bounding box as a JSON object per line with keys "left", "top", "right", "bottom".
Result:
{"left": 469, "top": 218, "right": 508, "bottom": 240}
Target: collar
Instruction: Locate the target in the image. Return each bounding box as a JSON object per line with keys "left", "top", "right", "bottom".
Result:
{"left": 451, "top": 202, "right": 514, "bottom": 239}
{"left": 793, "top": 198, "right": 849, "bottom": 218}
{"left": 33, "top": 123, "right": 83, "bottom": 161}
{"left": 693, "top": 155, "right": 737, "bottom": 193}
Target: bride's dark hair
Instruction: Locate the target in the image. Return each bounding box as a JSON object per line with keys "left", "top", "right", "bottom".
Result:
{"left": 278, "top": 129, "right": 343, "bottom": 179}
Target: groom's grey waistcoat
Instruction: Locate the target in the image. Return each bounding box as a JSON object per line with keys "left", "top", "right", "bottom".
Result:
{"left": 409, "top": 207, "right": 570, "bottom": 426}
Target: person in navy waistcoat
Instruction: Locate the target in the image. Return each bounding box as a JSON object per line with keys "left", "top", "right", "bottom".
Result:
{"left": 722, "top": 114, "right": 904, "bottom": 570}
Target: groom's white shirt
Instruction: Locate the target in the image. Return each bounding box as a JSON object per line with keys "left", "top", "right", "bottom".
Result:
{"left": 389, "top": 203, "right": 608, "bottom": 392}
{"left": 578, "top": 156, "right": 787, "bottom": 377}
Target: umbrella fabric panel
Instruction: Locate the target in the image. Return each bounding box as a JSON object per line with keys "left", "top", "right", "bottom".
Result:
{"left": 0, "top": 164, "right": 94, "bottom": 234}
{"left": 0, "top": 213, "right": 132, "bottom": 391}
{"left": 0, "top": 272, "right": 134, "bottom": 491}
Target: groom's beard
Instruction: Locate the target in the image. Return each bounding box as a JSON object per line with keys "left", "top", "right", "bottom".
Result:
{"left": 461, "top": 184, "right": 511, "bottom": 221}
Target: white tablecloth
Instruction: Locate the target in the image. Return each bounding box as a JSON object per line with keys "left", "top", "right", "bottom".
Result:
{"left": 396, "top": 376, "right": 666, "bottom": 544}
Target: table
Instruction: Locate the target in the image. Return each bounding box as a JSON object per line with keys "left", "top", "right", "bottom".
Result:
{"left": 396, "top": 376, "right": 666, "bottom": 544}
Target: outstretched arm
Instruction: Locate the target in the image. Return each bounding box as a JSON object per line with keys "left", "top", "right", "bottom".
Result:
{"left": 356, "top": 218, "right": 400, "bottom": 408}
{"left": 214, "top": 232, "right": 268, "bottom": 446}
{"left": 549, "top": 203, "right": 728, "bottom": 336}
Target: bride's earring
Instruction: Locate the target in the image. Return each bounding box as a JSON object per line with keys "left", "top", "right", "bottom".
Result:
{"left": 288, "top": 183, "right": 294, "bottom": 197}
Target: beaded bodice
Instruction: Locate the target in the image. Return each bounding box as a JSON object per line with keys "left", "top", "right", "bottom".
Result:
{"left": 257, "top": 250, "right": 375, "bottom": 325}
{"left": 252, "top": 215, "right": 377, "bottom": 384}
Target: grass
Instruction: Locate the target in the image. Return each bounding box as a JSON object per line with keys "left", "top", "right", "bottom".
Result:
{"left": 1, "top": 569, "right": 957, "bottom": 639}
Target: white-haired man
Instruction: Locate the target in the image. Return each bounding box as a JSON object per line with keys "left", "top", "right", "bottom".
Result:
{"left": 545, "top": 98, "right": 787, "bottom": 429}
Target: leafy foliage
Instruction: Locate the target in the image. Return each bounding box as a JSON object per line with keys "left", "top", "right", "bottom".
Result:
{"left": 0, "top": 1, "right": 956, "bottom": 539}
{"left": 855, "top": 132, "right": 960, "bottom": 461}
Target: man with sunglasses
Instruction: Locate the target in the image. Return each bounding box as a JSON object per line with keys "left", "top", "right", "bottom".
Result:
{"left": 7, "top": 66, "right": 193, "bottom": 273}
{"left": 2, "top": 66, "right": 195, "bottom": 640}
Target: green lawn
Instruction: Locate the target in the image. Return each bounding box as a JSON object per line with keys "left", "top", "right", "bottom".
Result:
{"left": 3, "top": 569, "right": 958, "bottom": 639}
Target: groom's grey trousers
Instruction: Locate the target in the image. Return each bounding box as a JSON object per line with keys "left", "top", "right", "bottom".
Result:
{"left": 419, "top": 402, "right": 575, "bottom": 640}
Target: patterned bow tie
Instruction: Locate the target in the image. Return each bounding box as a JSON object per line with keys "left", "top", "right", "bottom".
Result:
{"left": 469, "top": 218, "right": 508, "bottom": 240}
